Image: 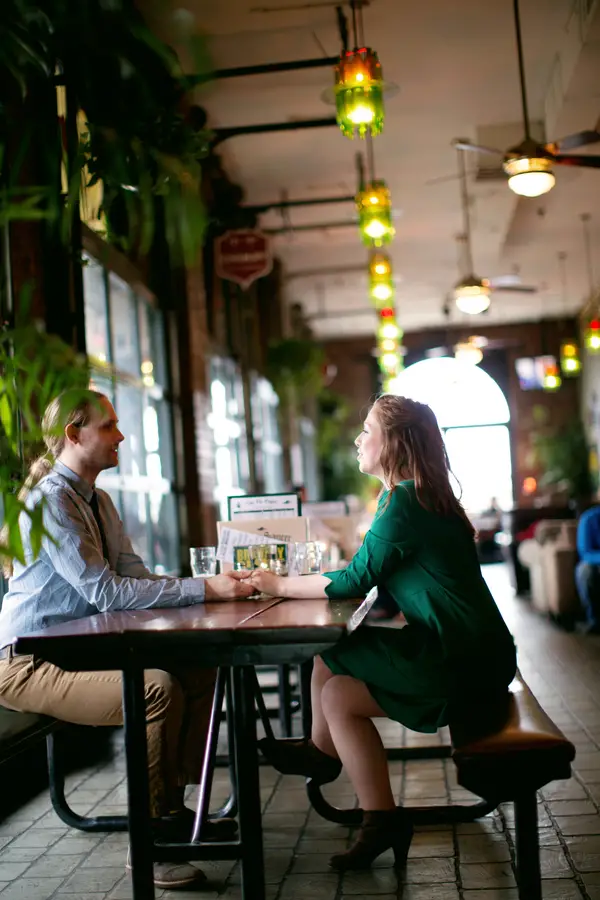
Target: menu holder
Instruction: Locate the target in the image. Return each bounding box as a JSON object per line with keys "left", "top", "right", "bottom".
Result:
{"left": 227, "top": 492, "right": 301, "bottom": 521}
{"left": 217, "top": 516, "right": 310, "bottom": 573}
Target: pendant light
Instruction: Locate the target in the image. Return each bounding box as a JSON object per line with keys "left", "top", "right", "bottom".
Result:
{"left": 556, "top": 252, "right": 581, "bottom": 376}
{"left": 331, "top": 2, "right": 390, "bottom": 139}
{"left": 581, "top": 214, "right": 600, "bottom": 353}
{"left": 376, "top": 307, "right": 404, "bottom": 377}
{"left": 357, "top": 179, "right": 394, "bottom": 245}
{"left": 454, "top": 335, "right": 487, "bottom": 366}
{"left": 369, "top": 252, "right": 394, "bottom": 305}
{"left": 542, "top": 359, "right": 561, "bottom": 391}
{"left": 453, "top": 149, "right": 491, "bottom": 314}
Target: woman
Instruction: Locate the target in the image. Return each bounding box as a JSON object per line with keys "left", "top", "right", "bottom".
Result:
{"left": 234, "top": 395, "right": 517, "bottom": 871}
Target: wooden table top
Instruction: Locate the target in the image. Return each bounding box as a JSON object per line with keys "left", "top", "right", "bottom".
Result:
{"left": 12, "top": 597, "right": 361, "bottom": 669}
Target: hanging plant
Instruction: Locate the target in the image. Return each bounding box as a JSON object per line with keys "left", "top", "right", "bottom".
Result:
{"left": 0, "top": 0, "right": 212, "bottom": 262}
{"left": 266, "top": 339, "right": 325, "bottom": 403}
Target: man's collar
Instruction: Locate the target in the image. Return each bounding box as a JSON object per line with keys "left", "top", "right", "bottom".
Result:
{"left": 53, "top": 460, "right": 94, "bottom": 503}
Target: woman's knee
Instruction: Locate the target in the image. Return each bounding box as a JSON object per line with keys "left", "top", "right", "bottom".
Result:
{"left": 144, "top": 669, "right": 184, "bottom": 722}
{"left": 320, "top": 674, "right": 357, "bottom": 718}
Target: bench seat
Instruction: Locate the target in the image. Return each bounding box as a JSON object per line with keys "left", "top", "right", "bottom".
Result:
{"left": 452, "top": 671, "right": 575, "bottom": 802}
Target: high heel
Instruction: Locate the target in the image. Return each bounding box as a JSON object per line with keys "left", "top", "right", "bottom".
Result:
{"left": 328, "top": 808, "right": 413, "bottom": 871}
{"left": 257, "top": 737, "right": 342, "bottom": 784}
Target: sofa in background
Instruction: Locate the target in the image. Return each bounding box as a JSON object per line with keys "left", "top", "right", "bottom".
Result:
{"left": 498, "top": 506, "right": 575, "bottom": 595}
{"left": 517, "top": 520, "right": 581, "bottom": 626}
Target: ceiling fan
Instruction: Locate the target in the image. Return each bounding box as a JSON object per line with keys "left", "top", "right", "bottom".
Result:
{"left": 427, "top": 301, "right": 521, "bottom": 363}
{"left": 452, "top": 146, "right": 538, "bottom": 314}
{"left": 455, "top": 0, "right": 600, "bottom": 197}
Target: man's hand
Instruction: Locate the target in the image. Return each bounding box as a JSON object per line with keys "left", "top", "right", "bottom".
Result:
{"left": 228, "top": 569, "right": 286, "bottom": 597}
{"left": 204, "top": 574, "right": 256, "bottom": 601}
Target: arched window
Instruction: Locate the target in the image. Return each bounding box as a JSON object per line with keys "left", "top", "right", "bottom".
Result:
{"left": 391, "top": 357, "right": 510, "bottom": 428}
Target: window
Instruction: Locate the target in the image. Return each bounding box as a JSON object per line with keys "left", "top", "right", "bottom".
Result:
{"left": 84, "top": 255, "right": 179, "bottom": 573}
{"left": 208, "top": 358, "right": 250, "bottom": 521}
{"left": 251, "top": 375, "right": 285, "bottom": 494}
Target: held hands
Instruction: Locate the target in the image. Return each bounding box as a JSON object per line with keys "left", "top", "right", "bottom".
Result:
{"left": 204, "top": 574, "right": 256, "bottom": 601}
{"left": 228, "top": 569, "right": 286, "bottom": 597}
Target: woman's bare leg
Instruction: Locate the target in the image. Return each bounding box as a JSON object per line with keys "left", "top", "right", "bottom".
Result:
{"left": 321, "top": 674, "right": 394, "bottom": 810}
{"left": 310, "top": 655, "right": 339, "bottom": 758}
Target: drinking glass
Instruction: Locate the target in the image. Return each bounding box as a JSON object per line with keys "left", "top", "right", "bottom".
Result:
{"left": 190, "top": 547, "right": 217, "bottom": 578}
{"left": 293, "top": 541, "right": 323, "bottom": 575}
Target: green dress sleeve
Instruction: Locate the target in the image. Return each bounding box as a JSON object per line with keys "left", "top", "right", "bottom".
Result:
{"left": 323, "top": 487, "right": 419, "bottom": 599}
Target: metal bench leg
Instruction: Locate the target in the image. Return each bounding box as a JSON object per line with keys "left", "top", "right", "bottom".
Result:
{"left": 46, "top": 732, "right": 128, "bottom": 832}
{"left": 514, "top": 791, "right": 542, "bottom": 900}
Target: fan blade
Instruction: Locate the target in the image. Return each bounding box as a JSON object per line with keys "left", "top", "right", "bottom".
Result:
{"left": 488, "top": 274, "right": 523, "bottom": 288}
{"left": 452, "top": 140, "right": 504, "bottom": 157}
{"left": 554, "top": 154, "right": 600, "bottom": 168}
{"left": 491, "top": 284, "right": 537, "bottom": 294}
{"left": 425, "top": 172, "right": 461, "bottom": 186}
{"left": 552, "top": 130, "right": 600, "bottom": 152}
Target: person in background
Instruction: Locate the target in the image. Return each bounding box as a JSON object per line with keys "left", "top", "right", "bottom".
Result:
{"left": 0, "top": 389, "right": 254, "bottom": 891}
{"left": 575, "top": 505, "right": 600, "bottom": 634}
{"left": 232, "top": 395, "right": 517, "bottom": 872}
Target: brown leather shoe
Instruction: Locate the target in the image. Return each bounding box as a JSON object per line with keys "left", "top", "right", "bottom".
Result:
{"left": 126, "top": 848, "right": 207, "bottom": 889}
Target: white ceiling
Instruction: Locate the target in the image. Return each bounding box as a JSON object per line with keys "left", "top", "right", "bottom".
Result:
{"left": 148, "top": 0, "right": 600, "bottom": 339}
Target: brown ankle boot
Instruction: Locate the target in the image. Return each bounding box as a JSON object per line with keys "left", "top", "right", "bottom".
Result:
{"left": 329, "top": 808, "right": 413, "bottom": 871}
{"left": 257, "top": 738, "right": 342, "bottom": 784}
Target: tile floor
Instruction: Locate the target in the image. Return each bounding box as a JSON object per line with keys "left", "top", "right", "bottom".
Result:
{"left": 0, "top": 563, "right": 599, "bottom": 899}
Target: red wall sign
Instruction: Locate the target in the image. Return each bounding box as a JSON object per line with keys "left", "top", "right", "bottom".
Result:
{"left": 215, "top": 229, "right": 273, "bottom": 290}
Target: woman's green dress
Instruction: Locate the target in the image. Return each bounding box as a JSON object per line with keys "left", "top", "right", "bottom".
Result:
{"left": 321, "top": 482, "right": 517, "bottom": 733}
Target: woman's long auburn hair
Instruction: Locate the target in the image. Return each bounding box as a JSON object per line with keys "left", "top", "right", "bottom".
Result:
{"left": 373, "top": 394, "right": 475, "bottom": 539}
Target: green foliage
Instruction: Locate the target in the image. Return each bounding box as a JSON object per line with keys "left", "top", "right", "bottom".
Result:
{"left": 0, "top": 303, "right": 90, "bottom": 564}
{"left": 533, "top": 418, "right": 593, "bottom": 502}
{"left": 0, "top": 0, "right": 211, "bottom": 262}
{"left": 266, "top": 339, "right": 325, "bottom": 402}
{"left": 317, "top": 389, "right": 366, "bottom": 501}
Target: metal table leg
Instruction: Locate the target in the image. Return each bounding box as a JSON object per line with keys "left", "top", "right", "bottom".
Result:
{"left": 192, "top": 668, "right": 227, "bottom": 842}
{"left": 232, "top": 666, "right": 265, "bottom": 900}
{"left": 122, "top": 660, "right": 155, "bottom": 900}
{"left": 299, "top": 660, "right": 313, "bottom": 738}
{"left": 514, "top": 791, "right": 542, "bottom": 900}
{"left": 278, "top": 664, "right": 293, "bottom": 737}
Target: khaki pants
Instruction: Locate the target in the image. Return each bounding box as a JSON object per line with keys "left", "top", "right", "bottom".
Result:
{"left": 0, "top": 654, "right": 216, "bottom": 817}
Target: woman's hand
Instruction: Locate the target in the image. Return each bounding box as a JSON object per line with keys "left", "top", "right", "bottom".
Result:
{"left": 229, "top": 569, "right": 287, "bottom": 597}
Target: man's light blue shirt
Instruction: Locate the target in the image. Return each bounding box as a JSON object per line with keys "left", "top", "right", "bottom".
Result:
{"left": 0, "top": 461, "right": 205, "bottom": 647}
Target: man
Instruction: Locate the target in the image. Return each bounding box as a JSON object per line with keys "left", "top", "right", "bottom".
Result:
{"left": 576, "top": 505, "right": 600, "bottom": 634}
{"left": 0, "top": 389, "right": 254, "bottom": 890}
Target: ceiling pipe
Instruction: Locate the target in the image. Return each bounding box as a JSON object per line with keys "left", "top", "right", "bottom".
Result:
{"left": 306, "top": 307, "right": 376, "bottom": 320}
{"left": 263, "top": 220, "right": 356, "bottom": 234}
{"left": 213, "top": 117, "right": 338, "bottom": 146}
{"left": 183, "top": 56, "right": 338, "bottom": 87}
{"left": 286, "top": 263, "right": 367, "bottom": 280}
{"left": 244, "top": 195, "right": 355, "bottom": 214}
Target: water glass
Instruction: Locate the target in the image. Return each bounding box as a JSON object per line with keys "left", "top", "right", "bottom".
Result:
{"left": 190, "top": 547, "right": 217, "bottom": 578}
{"left": 293, "top": 541, "right": 323, "bottom": 575}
